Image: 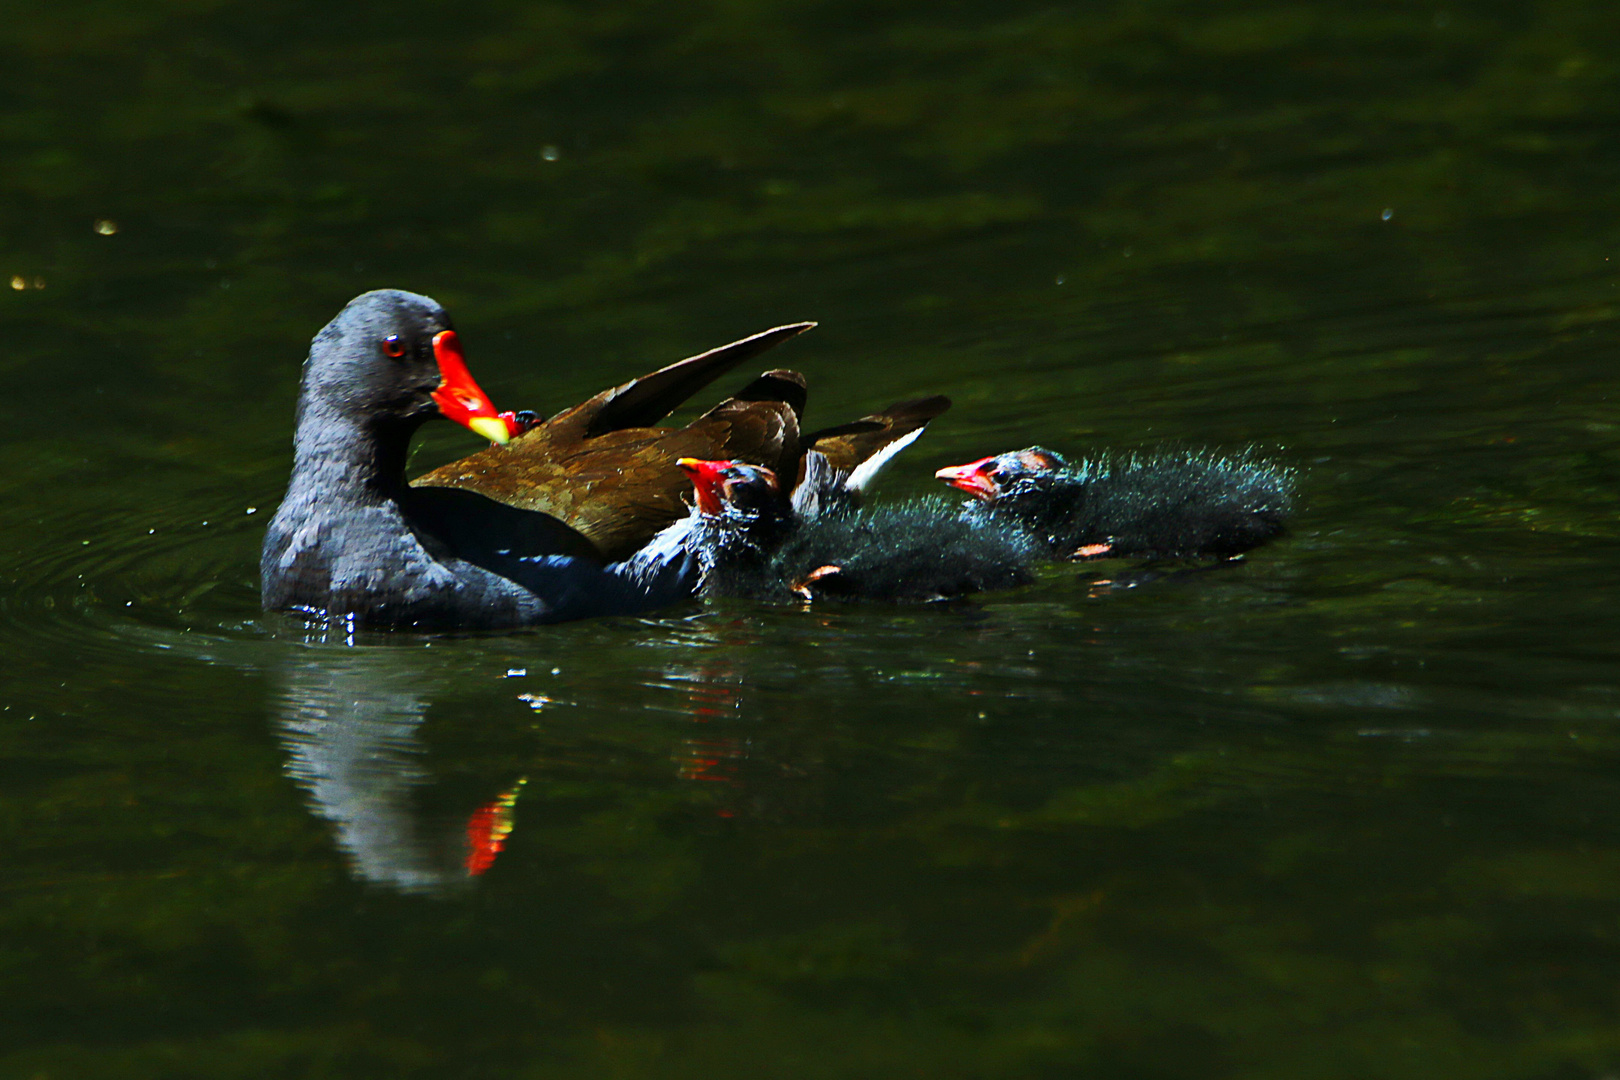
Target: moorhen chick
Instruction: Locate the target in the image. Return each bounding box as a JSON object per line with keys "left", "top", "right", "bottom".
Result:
{"left": 676, "top": 448, "right": 1038, "bottom": 605}
{"left": 261, "top": 290, "right": 709, "bottom": 629}
{"left": 935, "top": 446, "right": 1295, "bottom": 561}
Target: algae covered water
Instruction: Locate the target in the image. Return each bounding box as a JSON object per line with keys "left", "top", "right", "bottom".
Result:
{"left": 3, "top": 1, "right": 1620, "bottom": 1076}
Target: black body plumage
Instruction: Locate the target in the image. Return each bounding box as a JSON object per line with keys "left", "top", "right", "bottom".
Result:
{"left": 767, "top": 499, "right": 1038, "bottom": 603}
{"left": 686, "top": 459, "right": 1037, "bottom": 604}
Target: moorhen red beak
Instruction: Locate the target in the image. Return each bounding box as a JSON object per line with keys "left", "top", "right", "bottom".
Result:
{"left": 677, "top": 458, "right": 730, "bottom": 517}
{"left": 678, "top": 457, "right": 782, "bottom": 517}
{"left": 428, "top": 330, "right": 509, "bottom": 445}
{"left": 934, "top": 456, "right": 1000, "bottom": 501}
{"left": 935, "top": 448, "right": 1067, "bottom": 502}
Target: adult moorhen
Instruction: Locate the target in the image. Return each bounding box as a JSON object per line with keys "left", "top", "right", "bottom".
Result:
{"left": 260, "top": 290, "right": 808, "bottom": 629}
{"left": 935, "top": 445, "right": 1295, "bottom": 561}
{"left": 676, "top": 447, "right": 1038, "bottom": 605}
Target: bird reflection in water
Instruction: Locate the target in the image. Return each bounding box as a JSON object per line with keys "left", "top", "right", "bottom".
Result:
{"left": 666, "top": 636, "right": 749, "bottom": 792}
{"left": 273, "top": 643, "right": 525, "bottom": 894}
{"left": 465, "top": 777, "right": 525, "bottom": 876}
{"left": 658, "top": 617, "right": 824, "bottom": 824}
{"left": 644, "top": 616, "right": 759, "bottom": 805}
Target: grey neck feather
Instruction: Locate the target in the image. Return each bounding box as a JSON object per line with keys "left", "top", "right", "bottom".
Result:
{"left": 285, "top": 395, "right": 418, "bottom": 506}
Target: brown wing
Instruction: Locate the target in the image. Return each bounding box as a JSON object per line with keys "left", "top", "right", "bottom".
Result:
{"left": 709, "top": 368, "right": 807, "bottom": 416}
{"left": 548, "top": 323, "right": 815, "bottom": 440}
{"left": 699, "top": 369, "right": 805, "bottom": 475}
{"left": 543, "top": 394, "right": 804, "bottom": 559}
{"left": 412, "top": 324, "right": 811, "bottom": 559}
{"left": 415, "top": 367, "right": 810, "bottom": 561}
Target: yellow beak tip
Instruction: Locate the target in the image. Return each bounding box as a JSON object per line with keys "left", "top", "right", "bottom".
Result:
{"left": 468, "top": 416, "right": 511, "bottom": 445}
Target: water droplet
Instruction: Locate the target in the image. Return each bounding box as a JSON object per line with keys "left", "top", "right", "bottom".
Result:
{"left": 94, "top": 219, "right": 118, "bottom": 235}
{"left": 541, "top": 145, "right": 560, "bottom": 161}
{"left": 551, "top": 667, "right": 562, "bottom": 675}
{"left": 1055, "top": 275, "right": 1066, "bottom": 285}
{"left": 1381, "top": 208, "right": 1394, "bottom": 221}
{"left": 32, "top": 277, "right": 44, "bottom": 289}
{"left": 245, "top": 507, "right": 257, "bottom": 515}
{"left": 8, "top": 276, "right": 23, "bottom": 291}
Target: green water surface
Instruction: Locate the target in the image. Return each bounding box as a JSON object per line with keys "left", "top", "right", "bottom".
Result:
{"left": 3, "top": 1, "right": 1620, "bottom": 1076}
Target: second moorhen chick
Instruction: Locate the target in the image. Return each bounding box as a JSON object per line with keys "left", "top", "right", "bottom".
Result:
{"left": 935, "top": 446, "right": 1296, "bottom": 561}
{"left": 261, "top": 290, "right": 699, "bottom": 629}
{"left": 676, "top": 449, "right": 1038, "bottom": 605}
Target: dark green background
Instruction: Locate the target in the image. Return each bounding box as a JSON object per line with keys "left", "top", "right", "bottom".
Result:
{"left": 3, "top": 1, "right": 1620, "bottom": 1076}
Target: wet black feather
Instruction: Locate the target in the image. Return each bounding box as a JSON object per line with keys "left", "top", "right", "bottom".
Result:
{"left": 695, "top": 496, "right": 1037, "bottom": 604}
{"left": 970, "top": 447, "right": 1296, "bottom": 560}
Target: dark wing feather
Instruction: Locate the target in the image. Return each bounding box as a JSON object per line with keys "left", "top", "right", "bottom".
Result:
{"left": 711, "top": 368, "right": 808, "bottom": 415}
{"left": 701, "top": 369, "right": 805, "bottom": 474}
{"left": 555, "top": 323, "right": 814, "bottom": 438}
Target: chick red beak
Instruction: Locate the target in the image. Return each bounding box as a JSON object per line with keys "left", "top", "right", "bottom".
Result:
{"left": 678, "top": 458, "right": 731, "bottom": 516}
{"left": 934, "top": 456, "right": 1000, "bottom": 501}
{"left": 430, "top": 330, "right": 509, "bottom": 445}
